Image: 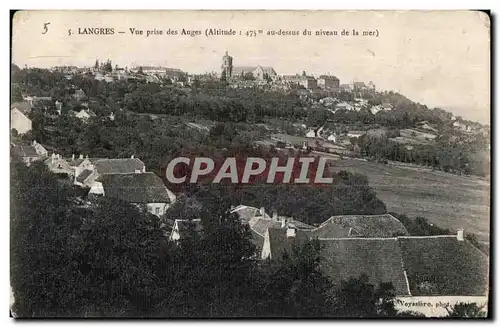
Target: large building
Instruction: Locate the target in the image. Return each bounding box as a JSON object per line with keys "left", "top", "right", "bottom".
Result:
{"left": 221, "top": 51, "right": 277, "bottom": 82}
{"left": 317, "top": 75, "right": 340, "bottom": 90}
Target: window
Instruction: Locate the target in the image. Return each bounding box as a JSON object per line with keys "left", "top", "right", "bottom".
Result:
{"left": 155, "top": 207, "right": 160, "bottom": 215}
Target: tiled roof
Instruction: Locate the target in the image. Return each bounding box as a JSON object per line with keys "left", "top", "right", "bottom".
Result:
{"left": 313, "top": 214, "right": 409, "bottom": 238}
{"left": 67, "top": 158, "right": 86, "bottom": 167}
{"left": 76, "top": 169, "right": 94, "bottom": 183}
{"left": 267, "top": 227, "right": 313, "bottom": 260}
{"left": 320, "top": 238, "right": 410, "bottom": 295}
{"left": 264, "top": 231, "right": 488, "bottom": 296}
{"left": 94, "top": 158, "right": 145, "bottom": 174}
{"left": 399, "top": 236, "right": 489, "bottom": 296}
{"left": 98, "top": 172, "right": 172, "bottom": 204}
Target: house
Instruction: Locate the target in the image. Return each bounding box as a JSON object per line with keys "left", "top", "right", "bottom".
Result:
{"left": 319, "top": 97, "right": 336, "bottom": 107}
{"left": 317, "top": 75, "right": 340, "bottom": 90}
{"left": 11, "top": 102, "right": 33, "bottom": 135}
{"left": 11, "top": 141, "right": 48, "bottom": 166}
{"left": 170, "top": 219, "right": 203, "bottom": 242}
{"left": 68, "top": 155, "right": 94, "bottom": 185}
{"left": 262, "top": 229, "right": 489, "bottom": 316}
{"left": 89, "top": 172, "right": 176, "bottom": 217}
{"left": 44, "top": 153, "right": 74, "bottom": 177}
{"left": 164, "top": 68, "right": 186, "bottom": 82}
{"left": 74, "top": 157, "right": 146, "bottom": 187}
{"left": 353, "top": 81, "right": 367, "bottom": 91}
{"left": 370, "top": 105, "right": 383, "bottom": 115}
{"left": 340, "top": 84, "right": 353, "bottom": 92}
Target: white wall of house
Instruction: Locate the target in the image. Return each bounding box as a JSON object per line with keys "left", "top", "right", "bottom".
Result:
{"left": 75, "top": 110, "right": 91, "bottom": 120}
{"left": 11, "top": 108, "right": 32, "bottom": 134}
{"left": 146, "top": 202, "right": 170, "bottom": 217}
{"left": 394, "top": 296, "right": 488, "bottom": 317}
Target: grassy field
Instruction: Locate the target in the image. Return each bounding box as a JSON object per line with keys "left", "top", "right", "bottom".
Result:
{"left": 328, "top": 159, "right": 490, "bottom": 244}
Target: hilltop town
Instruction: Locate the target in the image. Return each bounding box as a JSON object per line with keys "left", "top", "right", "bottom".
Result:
{"left": 10, "top": 52, "right": 490, "bottom": 318}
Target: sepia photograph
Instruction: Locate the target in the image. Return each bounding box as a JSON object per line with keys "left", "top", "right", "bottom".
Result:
{"left": 9, "top": 10, "right": 491, "bottom": 318}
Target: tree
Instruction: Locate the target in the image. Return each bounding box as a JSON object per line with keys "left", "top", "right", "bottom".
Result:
{"left": 334, "top": 274, "right": 397, "bottom": 317}
{"left": 259, "top": 239, "right": 336, "bottom": 317}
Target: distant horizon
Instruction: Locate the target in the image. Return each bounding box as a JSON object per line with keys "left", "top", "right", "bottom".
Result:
{"left": 12, "top": 60, "right": 490, "bottom": 126}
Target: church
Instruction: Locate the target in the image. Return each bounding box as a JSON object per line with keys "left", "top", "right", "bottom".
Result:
{"left": 221, "top": 51, "right": 277, "bottom": 82}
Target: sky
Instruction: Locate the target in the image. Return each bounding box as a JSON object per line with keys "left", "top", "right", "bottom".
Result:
{"left": 12, "top": 10, "right": 491, "bottom": 124}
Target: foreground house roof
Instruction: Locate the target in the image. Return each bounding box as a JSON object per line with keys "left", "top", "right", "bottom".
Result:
{"left": 98, "top": 172, "right": 173, "bottom": 203}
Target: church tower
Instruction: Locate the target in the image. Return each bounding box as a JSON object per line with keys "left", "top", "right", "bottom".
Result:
{"left": 221, "top": 50, "right": 233, "bottom": 81}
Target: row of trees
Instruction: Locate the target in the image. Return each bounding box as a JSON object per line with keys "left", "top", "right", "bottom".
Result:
{"left": 11, "top": 161, "right": 485, "bottom": 317}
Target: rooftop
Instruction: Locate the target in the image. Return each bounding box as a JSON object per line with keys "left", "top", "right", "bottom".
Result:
{"left": 313, "top": 214, "right": 409, "bottom": 238}
{"left": 94, "top": 158, "right": 145, "bottom": 174}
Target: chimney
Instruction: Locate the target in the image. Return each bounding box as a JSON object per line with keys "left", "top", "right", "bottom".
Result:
{"left": 32, "top": 140, "right": 37, "bottom": 146}
{"left": 457, "top": 229, "right": 464, "bottom": 241}
{"left": 131, "top": 154, "right": 135, "bottom": 159}
{"left": 272, "top": 210, "right": 278, "bottom": 221}
{"left": 51, "top": 153, "right": 56, "bottom": 164}
{"left": 79, "top": 154, "right": 83, "bottom": 159}
{"left": 230, "top": 205, "right": 235, "bottom": 211}
{"left": 72, "top": 154, "right": 75, "bottom": 160}
{"left": 281, "top": 219, "right": 286, "bottom": 228}
{"left": 86, "top": 154, "right": 89, "bottom": 159}
{"left": 259, "top": 207, "right": 265, "bottom": 217}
